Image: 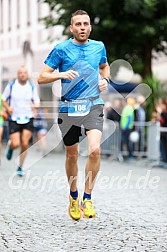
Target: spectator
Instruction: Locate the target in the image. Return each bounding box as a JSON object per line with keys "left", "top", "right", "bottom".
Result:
{"left": 158, "top": 100, "right": 167, "bottom": 166}
{"left": 120, "top": 97, "right": 136, "bottom": 160}
{"left": 106, "top": 98, "right": 122, "bottom": 123}
{"left": 134, "top": 95, "right": 146, "bottom": 153}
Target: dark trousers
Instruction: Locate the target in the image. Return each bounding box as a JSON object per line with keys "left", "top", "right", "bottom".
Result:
{"left": 160, "top": 133, "right": 167, "bottom": 162}
{"left": 121, "top": 129, "right": 133, "bottom": 157}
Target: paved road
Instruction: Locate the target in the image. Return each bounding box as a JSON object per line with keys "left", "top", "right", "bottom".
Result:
{"left": 0, "top": 145, "right": 167, "bottom": 252}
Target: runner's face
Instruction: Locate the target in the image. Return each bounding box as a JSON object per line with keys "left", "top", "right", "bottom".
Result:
{"left": 70, "top": 15, "right": 91, "bottom": 44}
{"left": 17, "top": 68, "right": 28, "bottom": 84}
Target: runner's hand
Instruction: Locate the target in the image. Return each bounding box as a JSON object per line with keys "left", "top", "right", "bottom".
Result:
{"left": 61, "top": 70, "right": 79, "bottom": 80}
{"left": 7, "top": 107, "right": 13, "bottom": 115}
{"left": 98, "top": 79, "right": 108, "bottom": 92}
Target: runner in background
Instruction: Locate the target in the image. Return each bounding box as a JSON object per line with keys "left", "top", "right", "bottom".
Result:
{"left": 33, "top": 105, "right": 48, "bottom": 156}
{"left": 2, "top": 66, "right": 40, "bottom": 176}
{"left": 0, "top": 93, "right": 6, "bottom": 165}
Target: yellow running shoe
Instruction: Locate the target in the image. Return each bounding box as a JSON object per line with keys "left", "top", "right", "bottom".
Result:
{"left": 68, "top": 195, "right": 81, "bottom": 220}
{"left": 81, "top": 199, "right": 96, "bottom": 218}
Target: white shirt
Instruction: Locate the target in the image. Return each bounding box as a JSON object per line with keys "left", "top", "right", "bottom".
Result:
{"left": 2, "top": 80, "right": 40, "bottom": 122}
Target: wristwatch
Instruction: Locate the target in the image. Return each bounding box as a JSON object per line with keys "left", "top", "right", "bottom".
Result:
{"left": 103, "top": 77, "right": 110, "bottom": 83}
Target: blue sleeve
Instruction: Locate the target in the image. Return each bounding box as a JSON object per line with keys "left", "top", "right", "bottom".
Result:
{"left": 125, "top": 115, "right": 133, "bottom": 129}
{"left": 99, "top": 43, "right": 107, "bottom": 65}
{"left": 44, "top": 46, "right": 63, "bottom": 69}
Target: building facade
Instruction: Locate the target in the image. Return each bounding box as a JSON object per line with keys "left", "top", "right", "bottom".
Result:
{"left": 0, "top": 0, "right": 63, "bottom": 107}
{"left": 1, "top": 0, "right": 167, "bottom": 98}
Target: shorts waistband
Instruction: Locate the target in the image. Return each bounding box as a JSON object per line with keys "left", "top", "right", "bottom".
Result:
{"left": 60, "top": 96, "right": 99, "bottom": 102}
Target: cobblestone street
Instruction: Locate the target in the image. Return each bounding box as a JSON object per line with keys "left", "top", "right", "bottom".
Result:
{"left": 0, "top": 146, "right": 167, "bottom": 252}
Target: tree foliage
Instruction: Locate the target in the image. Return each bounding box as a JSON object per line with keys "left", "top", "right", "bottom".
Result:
{"left": 41, "top": 0, "right": 167, "bottom": 78}
{"left": 143, "top": 75, "right": 163, "bottom": 120}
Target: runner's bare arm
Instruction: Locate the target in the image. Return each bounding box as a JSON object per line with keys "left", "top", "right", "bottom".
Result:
{"left": 2, "top": 100, "right": 13, "bottom": 115}
{"left": 99, "top": 62, "right": 110, "bottom": 79}
{"left": 38, "top": 64, "right": 79, "bottom": 84}
{"left": 98, "top": 63, "right": 110, "bottom": 91}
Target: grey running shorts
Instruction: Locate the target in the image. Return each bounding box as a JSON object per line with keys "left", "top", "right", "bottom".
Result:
{"left": 57, "top": 105, "right": 104, "bottom": 146}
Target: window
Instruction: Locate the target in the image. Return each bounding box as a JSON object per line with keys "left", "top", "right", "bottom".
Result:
{"left": 27, "top": 0, "right": 30, "bottom": 26}
{"left": 8, "top": 0, "right": 11, "bottom": 31}
{"left": 16, "top": 0, "right": 20, "bottom": 28}
{"left": 0, "top": 0, "right": 3, "bottom": 33}
{"left": 37, "top": 1, "right": 41, "bottom": 21}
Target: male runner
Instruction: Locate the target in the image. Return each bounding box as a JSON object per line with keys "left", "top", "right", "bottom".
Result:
{"left": 38, "top": 10, "right": 110, "bottom": 219}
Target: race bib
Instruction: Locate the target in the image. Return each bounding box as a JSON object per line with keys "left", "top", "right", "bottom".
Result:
{"left": 68, "top": 99, "right": 91, "bottom": 116}
{"left": 16, "top": 116, "right": 30, "bottom": 124}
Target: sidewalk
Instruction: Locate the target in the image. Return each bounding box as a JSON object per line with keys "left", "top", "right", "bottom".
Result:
{"left": 0, "top": 146, "right": 167, "bottom": 251}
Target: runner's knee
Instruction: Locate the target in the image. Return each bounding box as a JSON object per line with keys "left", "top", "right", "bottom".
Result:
{"left": 66, "top": 150, "right": 78, "bottom": 163}
{"left": 21, "top": 140, "right": 30, "bottom": 149}
{"left": 11, "top": 142, "right": 20, "bottom": 149}
{"left": 88, "top": 146, "right": 100, "bottom": 158}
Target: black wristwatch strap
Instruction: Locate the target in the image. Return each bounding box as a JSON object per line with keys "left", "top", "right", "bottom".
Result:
{"left": 103, "top": 77, "right": 110, "bottom": 83}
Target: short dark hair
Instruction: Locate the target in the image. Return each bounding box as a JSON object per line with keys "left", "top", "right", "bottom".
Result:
{"left": 71, "top": 10, "right": 89, "bottom": 24}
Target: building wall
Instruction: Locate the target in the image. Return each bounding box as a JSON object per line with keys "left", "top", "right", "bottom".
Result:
{"left": 0, "top": 0, "right": 63, "bottom": 111}
{"left": 1, "top": 0, "right": 167, "bottom": 98}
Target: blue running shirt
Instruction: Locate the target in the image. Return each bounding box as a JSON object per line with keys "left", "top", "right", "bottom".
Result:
{"left": 44, "top": 38, "right": 108, "bottom": 112}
